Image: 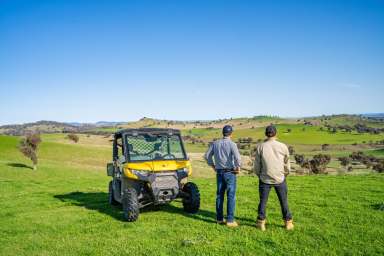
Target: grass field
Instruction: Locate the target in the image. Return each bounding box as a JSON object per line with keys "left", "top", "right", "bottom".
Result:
{"left": 0, "top": 134, "right": 383, "bottom": 255}
{"left": 184, "top": 124, "right": 384, "bottom": 145}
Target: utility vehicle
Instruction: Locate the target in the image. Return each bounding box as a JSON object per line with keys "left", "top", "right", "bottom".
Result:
{"left": 107, "top": 128, "right": 200, "bottom": 221}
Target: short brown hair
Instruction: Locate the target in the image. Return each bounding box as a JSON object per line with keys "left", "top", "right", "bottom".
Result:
{"left": 265, "top": 125, "right": 277, "bottom": 137}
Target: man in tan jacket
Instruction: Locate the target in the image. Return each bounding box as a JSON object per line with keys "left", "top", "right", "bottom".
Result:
{"left": 254, "top": 125, "right": 293, "bottom": 231}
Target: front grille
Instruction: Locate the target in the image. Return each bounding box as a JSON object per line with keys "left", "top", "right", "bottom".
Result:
{"left": 151, "top": 173, "right": 179, "bottom": 203}
{"left": 152, "top": 175, "right": 178, "bottom": 188}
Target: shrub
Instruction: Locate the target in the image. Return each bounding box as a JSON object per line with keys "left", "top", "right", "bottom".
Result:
{"left": 350, "top": 151, "right": 364, "bottom": 161}
{"left": 309, "top": 154, "right": 331, "bottom": 174}
{"left": 288, "top": 146, "right": 295, "bottom": 155}
{"left": 238, "top": 137, "right": 252, "bottom": 143}
{"left": 67, "top": 133, "right": 79, "bottom": 143}
{"left": 338, "top": 157, "right": 351, "bottom": 167}
{"left": 373, "top": 162, "right": 384, "bottom": 173}
{"left": 294, "top": 154, "right": 305, "bottom": 165}
{"left": 19, "top": 133, "right": 41, "bottom": 170}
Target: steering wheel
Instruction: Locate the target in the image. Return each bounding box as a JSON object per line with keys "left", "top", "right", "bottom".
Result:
{"left": 163, "top": 153, "right": 176, "bottom": 159}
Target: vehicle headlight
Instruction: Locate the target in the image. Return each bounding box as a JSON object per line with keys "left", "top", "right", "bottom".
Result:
{"left": 177, "top": 168, "right": 187, "bottom": 173}
{"left": 177, "top": 168, "right": 189, "bottom": 178}
{"left": 131, "top": 169, "right": 150, "bottom": 177}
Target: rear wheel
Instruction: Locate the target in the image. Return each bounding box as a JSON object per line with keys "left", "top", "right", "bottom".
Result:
{"left": 122, "top": 187, "right": 139, "bottom": 222}
{"left": 182, "top": 182, "right": 200, "bottom": 213}
{"left": 108, "top": 181, "right": 118, "bottom": 205}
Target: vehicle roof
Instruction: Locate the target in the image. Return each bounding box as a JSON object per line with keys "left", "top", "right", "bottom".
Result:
{"left": 114, "top": 128, "right": 181, "bottom": 136}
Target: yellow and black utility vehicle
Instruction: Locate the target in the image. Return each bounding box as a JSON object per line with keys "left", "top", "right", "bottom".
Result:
{"left": 107, "top": 128, "right": 200, "bottom": 221}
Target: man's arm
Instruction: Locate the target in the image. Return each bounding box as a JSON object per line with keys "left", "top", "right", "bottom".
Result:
{"left": 231, "top": 142, "right": 242, "bottom": 172}
{"left": 254, "top": 147, "right": 261, "bottom": 177}
{"left": 204, "top": 143, "right": 215, "bottom": 171}
{"left": 284, "top": 145, "right": 291, "bottom": 176}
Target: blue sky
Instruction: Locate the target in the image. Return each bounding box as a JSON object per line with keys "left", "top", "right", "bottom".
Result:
{"left": 0, "top": 0, "right": 383, "bottom": 124}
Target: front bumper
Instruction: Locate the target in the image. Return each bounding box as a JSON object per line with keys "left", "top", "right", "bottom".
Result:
{"left": 128, "top": 170, "right": 189, "bottom": 204}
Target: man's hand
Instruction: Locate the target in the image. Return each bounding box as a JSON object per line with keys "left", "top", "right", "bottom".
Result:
{"left": 233, "top": 167, "right": 241, "bottom": 174}
{"left": 211, "top": 165, "right": 216, "bottom": 171}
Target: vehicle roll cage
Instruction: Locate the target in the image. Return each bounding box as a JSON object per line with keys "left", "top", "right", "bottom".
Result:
{"left": 112, "top": 128, "right": 188, "bottom": 162}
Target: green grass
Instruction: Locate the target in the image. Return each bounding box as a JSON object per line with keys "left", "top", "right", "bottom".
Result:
{"left": 310, "top": 115, "right": 384, "bottom": 128}
{"left": 182, "top": 124, "right": 384, "bottom": 146}
{"left": 0, "top": 135, "right": 383, "bottom": 255}
{"left": 365, "top": 148, "right": 384, "bottom": 157}
{"left": 184, "top": 142, "right": 207, "bottom": 153}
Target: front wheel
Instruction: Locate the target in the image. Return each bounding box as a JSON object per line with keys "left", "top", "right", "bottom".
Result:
{"left": 182, "top": 182, "right": 200, "bottom": 214}
{"left": 122, "top": 187, "right": 139, "bottom": 222}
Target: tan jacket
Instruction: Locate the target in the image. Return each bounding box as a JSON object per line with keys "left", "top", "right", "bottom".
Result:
{"left": 254, "top": 138, "right": 290, "bottom": 184}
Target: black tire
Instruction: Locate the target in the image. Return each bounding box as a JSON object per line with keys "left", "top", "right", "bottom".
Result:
{"left": 108, "top": 181, "right": 119, "bottom": 205}
{"left": 182, "top": 182, "right": 200, "bottom": 214}
{"left": 122, "top": 187, "right": 139, "bottom": 222}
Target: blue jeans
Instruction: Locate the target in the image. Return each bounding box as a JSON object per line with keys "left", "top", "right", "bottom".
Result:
{"left": 216, "top": 170, "right": 237, "bottom": 222}
{"left": 258, "top": 180, "right": 292, "bottom": 221}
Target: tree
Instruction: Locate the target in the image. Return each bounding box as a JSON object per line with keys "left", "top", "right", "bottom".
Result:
{"left": 67, "top": 133, "right": 79, "bottom": 143}
{"left": 321, "top": 144, "right": 330, "bottom": 151}
{"left": 19, "top": 133, "right": 41, "bottom": 170}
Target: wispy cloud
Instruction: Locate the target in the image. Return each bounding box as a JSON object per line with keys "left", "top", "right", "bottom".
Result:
{"left": 339, "top": 83, "right": 362, "bottom": 89}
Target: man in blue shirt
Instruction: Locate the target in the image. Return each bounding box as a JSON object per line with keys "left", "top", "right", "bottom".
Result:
{"left": 205, "top": 125, "right": 241, "bottom": 227}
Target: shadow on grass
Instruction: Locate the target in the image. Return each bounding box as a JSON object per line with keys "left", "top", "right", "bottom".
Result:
{"left": 161, "top": 203, "right": 256, "bottom": 226}
{"left": 6, "top": 162, "right": 33, "bottom": 169}
{"left": 54, "top": 191, "right": 256, "bottom": 225}
{"left": 371, "top": 203, "right": 384, "bottom": 211}
{"left": 54, "top": 192, "right": 124, "bottom": 221}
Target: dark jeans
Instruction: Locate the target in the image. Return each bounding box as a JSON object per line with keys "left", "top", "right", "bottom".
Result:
{"left": 258, "top": 179, "right": 292, "bottom": 221}
{"left": 216, "top": 170, "right": 237, "bottom": 222}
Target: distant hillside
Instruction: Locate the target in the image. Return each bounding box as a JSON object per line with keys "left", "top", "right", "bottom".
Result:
{"left": 362, "top": 113, "right": 384, "bottom": 121}
{"left": 2, "top": 114, "right": 383, "bottom": 136}
{"left": 306, "top": 114, "right": 384, "bottom": 127}
{"left": 0, "top": 121, "right": 84, "bottom": 136}
{"left": 119, "top": 116, "right": 292, "bottom": 130}
{"left": 94, "top": 121, "right": 126, "bottom": 127}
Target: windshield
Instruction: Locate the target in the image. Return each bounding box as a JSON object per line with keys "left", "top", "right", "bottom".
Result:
{"left": 125, "top": 134, "right": 187, "bottom": 162}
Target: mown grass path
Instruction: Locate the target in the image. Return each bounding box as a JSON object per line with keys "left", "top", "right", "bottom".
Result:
{"left": 0, "top": 135, "right": 383, "bottom": 255}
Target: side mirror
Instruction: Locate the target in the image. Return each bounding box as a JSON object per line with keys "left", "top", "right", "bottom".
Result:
{"left": 107, "top": 163, "right": 114, "bottom": 176}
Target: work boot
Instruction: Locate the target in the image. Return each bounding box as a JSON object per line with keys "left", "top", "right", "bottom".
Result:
{"left": 256, "top": 219, "right": 266, "bottom": 231}
{"left": 216, "top": 220, "right": 226, "bottom": 225}
{"left": 285, "top": 219, "right": 294, "bottom": 230}
{"left": 226, "top": 221, "right": 239, "bottom": 228}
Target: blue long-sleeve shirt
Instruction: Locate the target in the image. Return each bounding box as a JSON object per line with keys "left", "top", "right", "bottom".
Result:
{"left": 204, "top": 137, "right": 241, "bottom": 170}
